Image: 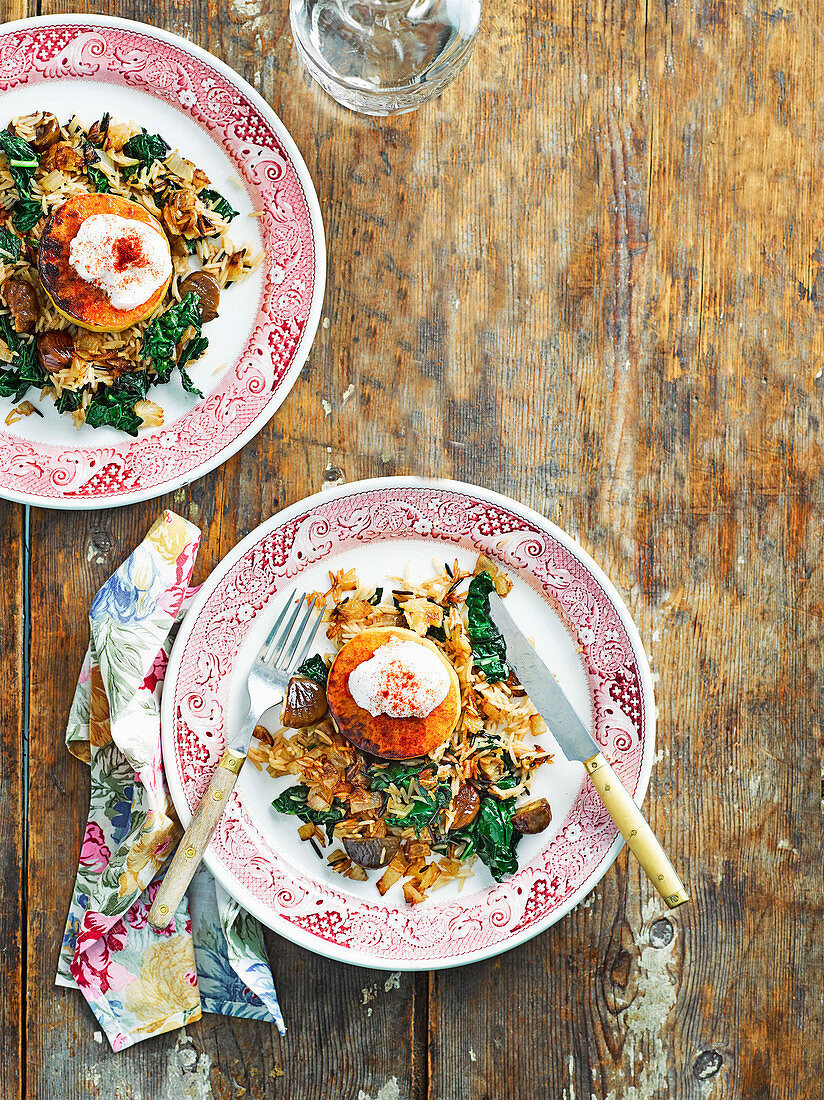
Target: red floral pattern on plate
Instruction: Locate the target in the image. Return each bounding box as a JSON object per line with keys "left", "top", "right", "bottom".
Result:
{"left": 0, "top": 18, "right": 322, "bottom": 507}
{"left": 165, "top": 483, "right": 654, "bottom": 967}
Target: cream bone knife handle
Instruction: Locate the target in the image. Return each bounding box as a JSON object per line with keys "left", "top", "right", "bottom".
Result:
{"left": 584, "top": 752, "right": 689, "bottom": 909}
{"left": 149, "top": 748, "right": 246, "bottom": 929}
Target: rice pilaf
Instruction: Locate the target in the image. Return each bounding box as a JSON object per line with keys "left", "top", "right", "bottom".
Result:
{"left": 0, "top": 111, "right": 259, "bottom": 433}
{"left": 250, "top": 556, "right": 554, "bottom": 905}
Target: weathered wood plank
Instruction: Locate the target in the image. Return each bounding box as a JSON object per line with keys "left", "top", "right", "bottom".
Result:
{"left": 23, "top": 2, "right": 420, "bottom": 1098}
{"left": 637, "top": 4, "right": 824, "bottom": 1096}
{"left": 0, "top": 0, "right": 29, "bottom": 21}
{"left": 18, "top": 0, "right": 824, "bottom": 1098}
{"left": 427, "top": 1, "right": 824, "bottom": 1099}
{"left": 0, "top": 502, "right": 24, "bottom": 1100}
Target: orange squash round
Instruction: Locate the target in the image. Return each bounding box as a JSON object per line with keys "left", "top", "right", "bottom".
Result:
{"left": 327, "top": 627, "right": 461, "bottom": 760}
{"left": 37, "top": 193, "right": 172, "bottom": 332}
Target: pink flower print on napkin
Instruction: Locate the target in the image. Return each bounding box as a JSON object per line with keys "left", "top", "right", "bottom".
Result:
{"left": 142, "top": 650, "right": 167, "bottom": 696}
{"left": 80, "top": 821, "right": 111, "bottom": 875}
{"left": 71, "top": 923, "right": 133, "bottom": 1001}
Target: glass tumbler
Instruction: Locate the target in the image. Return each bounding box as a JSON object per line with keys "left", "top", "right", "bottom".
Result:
{"left": 290, "top": 0, "right": 482, "bottom": 116}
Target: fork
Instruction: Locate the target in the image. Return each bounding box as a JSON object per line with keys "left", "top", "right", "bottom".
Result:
{"left": 149, "top": 591, "right": 324, "bottom": 929}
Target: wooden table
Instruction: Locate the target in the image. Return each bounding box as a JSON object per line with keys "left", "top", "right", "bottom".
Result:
{"left": 2, "top": 1, "right": 823, "bottom": 1096}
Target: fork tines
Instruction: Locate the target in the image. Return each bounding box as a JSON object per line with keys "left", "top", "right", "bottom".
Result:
{"left": 258, "top": 592, "right": 324, "bottom": 672}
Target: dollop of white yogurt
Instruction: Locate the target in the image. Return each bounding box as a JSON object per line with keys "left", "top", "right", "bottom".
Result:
{"left": 69, "top": 213, "right": 172, "bottom": 311}
{"left": 348, "top": 638, "right": 450, "bottom": 719}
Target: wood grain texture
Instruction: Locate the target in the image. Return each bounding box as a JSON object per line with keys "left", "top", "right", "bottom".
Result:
{"left": 0, "top": 502, "right": 23, "bottom": 1100}
{"left": 10, "top": 0, "right": 824, "bottom": 1097}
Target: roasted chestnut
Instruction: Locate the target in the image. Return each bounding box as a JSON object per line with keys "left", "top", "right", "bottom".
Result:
{"left": 178, "top": 270, "right": 220, "bottom": 322}
{"left": 343, "top": 835, "right": 401, "bottom": 869}
{"left": 2, "top": 278, "right": 40, "bottom": 332}
{"left": 30, "top": 112, "right": 61, "bottom": 151}
{"left": 36, "top": 329, "right": 73, "bottom": 373}
{"left": 511, "top": 798, "right": 551, "bottom": 835}
{"left": 281, "top": 675, "right": 328, "bottom": 729}
{"left": 451, "top": 782, "right": 480, "bottom": 829}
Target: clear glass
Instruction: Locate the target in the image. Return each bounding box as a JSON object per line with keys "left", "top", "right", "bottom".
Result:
{"left": 290, "top": 0, "right": 482, "bottom": 116}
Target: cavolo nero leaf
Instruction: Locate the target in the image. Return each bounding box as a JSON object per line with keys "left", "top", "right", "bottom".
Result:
{"left": 122, "top": 130, "right": 170, "bottom": 170}
{"left": 0, "top": 314, "right": 20, "bottom": 352}
{"left": 466, "top": 571, "right": 509, "bottom": 683}
{"left": 385, "top": 783, "right": 452, "bottom": 836}
{"left": 0, "top": 316, "right": 47, "bottom": 402}
{"left": 86, "top": 165, "right": 110, "bottom": 193}
{"left": 271, "top": 783, "right": 345, "bottom": 841}
{"left": 56, "top": 388, "right": 83, "bottom": 414}
{"left": 177, "top": 335, "right": 208, "bottom": 398}
{"left": 367, "top": 760, "right": 428, "bottom": 792}
{"left": 296, "top": 654, "right": 329, "bottom": 686}
{"left": 84, "top": 389, "right": 143, "bottom": 435}
{"left": 200, "top": 188, "right": 238, "bottom": 222}
{"left": 0, "top": 130, "right": 39, "bottom": 196}
{"left": 0, "top": 228, "right": 22, "bottom": 262}
{"left": 141, "top": 292, "right": 203, "bottom": 384}
{"left": 12, "top": 196, "right": 43, "bottom": 233}
{"left": 84, "top": 372, "right": 151, "bottom": 436}
{"left": 449, "top": 794, "right": 520, "bottom": 882}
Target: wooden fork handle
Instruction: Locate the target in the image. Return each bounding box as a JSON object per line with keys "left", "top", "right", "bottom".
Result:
{"left": 584, "top": 752, "right": 689, "bottom": 909}
{"left": 149, "top": 748, "right": 245, "bottom": 929}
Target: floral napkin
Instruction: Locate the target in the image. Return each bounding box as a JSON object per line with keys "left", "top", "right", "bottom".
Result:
{"left": 55, "top": 511, "right": 285, "bottom": 1051}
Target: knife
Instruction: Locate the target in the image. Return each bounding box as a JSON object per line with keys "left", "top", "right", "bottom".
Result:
{"left": 488, "top": 592, "right": 689, "bottom": 909}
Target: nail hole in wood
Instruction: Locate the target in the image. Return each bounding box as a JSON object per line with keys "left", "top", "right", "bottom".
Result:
{"left": 649, "top": 917, "right": 673, "bottom": 947}
{"left": 693, "top": 1050, "right": 723, "bottom": 1079}
{"left": 91, "top": 530, "right": 112, "bottom": 553}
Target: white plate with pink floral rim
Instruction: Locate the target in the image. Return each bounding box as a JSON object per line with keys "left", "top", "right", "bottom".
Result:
{"left": 0, "top": 15, "right": 324, "bottom": 509}
{"left": 161, "top": 478, "right": 655, "bottom": 970}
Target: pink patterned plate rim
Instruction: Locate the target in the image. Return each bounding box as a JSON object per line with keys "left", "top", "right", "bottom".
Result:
{"left": 162, "top": 477, "right": 656, "bottom": 970}
{"left": 0, "top": 15, "right": 325, "bottom": 510}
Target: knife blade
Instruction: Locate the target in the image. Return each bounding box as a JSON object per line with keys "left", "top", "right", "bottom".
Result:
{"left": 488, "top": 592, "right": 598, "bottom": 763}
{"left": 488, "top": 591, "right": 689, "bottom": 909}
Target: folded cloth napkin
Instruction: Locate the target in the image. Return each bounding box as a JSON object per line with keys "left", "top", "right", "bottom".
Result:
{"left": 56, "top": 511, "right": 285, "bottom": 1051}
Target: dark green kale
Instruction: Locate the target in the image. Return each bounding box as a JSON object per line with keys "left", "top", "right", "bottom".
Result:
{"left": 385, "top": 783, "right": 452, "bottom": 836}
{"left": 86, "top": 165, "right": 110, "bottom": 193}
{"left": 466, "top": 571, "right": 509, "bottom": 683}
{"left": 0, "top": 227, "right": 22, "bottom": 262}
{"left": 368, "top": 759, "right": 449, "bottom": 836}
{"left": 141, "top": 293, "right": 203, "bottom": 383}
{"left": 1, "top": 314, "right": 27, "bottom": 346}
{"left": 84, "top": 371, "right": 151, "bottom": 436}
{"left": 177, "top": 335, "right": 208, "bottom": 398}
{"left": 199, "top": 188, "right": 238, "bottom": 222}
{"left": 296, "top": 653, "right": 329, "bottom": 686}
{"left": 122, "top": 130, "right": 170, "bottom": 170}
{"left": 56, "top": 388, "right": 83, "bottom": 414}
{"left": 0, "top": 316, "right": 47, "bottom": 402}
{"left": 12, "top": 196, "right": 43, "bottom": 233}
{"left": 449, "top": 794, "right": 520, "bottom": 882}
{"left": 271, "top": 783, "right": 345, "bottom": 841}
{"left": 367, "top": 587, "right": 384, "bottom": 606}
{"left": 367, "top": 760, "right": 428, "bottom": 792}
{"left": 0, "top": 130, "right": 38, "bottom": 196}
